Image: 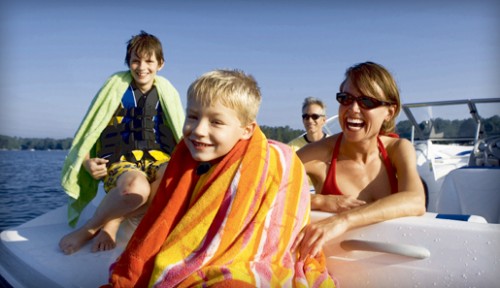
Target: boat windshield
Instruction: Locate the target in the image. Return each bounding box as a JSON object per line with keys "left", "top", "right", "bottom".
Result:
{"left": 323, "top": 115, "right": 341, "bottom": 136}
{"left": 396, "top": 98, "right": 500, "bottom": 145}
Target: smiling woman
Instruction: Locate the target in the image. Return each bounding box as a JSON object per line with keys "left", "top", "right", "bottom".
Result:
{"left": 294, "top": 61, "right": 426, "bottom": 259}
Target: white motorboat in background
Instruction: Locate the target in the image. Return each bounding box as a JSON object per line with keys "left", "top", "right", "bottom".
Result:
{"left": 401, "top": 98, "right": 500, "bottom": 222}
{"left": 1, "top": 98, "right": 499, "bottom": 287}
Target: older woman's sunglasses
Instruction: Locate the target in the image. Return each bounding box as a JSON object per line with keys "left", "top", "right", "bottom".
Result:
{"left": 336, "top": 92, "right": 392, "bottom": 109}
{"left": 302, "top": 113, "right": 324, "bottom": 120}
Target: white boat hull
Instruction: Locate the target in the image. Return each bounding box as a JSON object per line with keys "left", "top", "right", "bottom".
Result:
{"left": 1, "top": 199, "right": 499, "bottom": 287}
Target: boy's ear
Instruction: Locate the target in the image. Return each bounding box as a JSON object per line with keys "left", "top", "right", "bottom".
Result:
{"left": 158, "top": 60, "right": 165, "bottom": 71}
{"left": 240, "top": 121, "right": 257, "bottom": 140}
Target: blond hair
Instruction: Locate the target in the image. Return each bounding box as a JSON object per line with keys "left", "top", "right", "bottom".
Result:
{"left": 187, "top": 69, "right": 262, "bottom": 125}
{"left": 302, "top": 97, "right": 327, "bottom": 115}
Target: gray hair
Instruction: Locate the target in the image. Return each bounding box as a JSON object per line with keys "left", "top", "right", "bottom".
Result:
{"left": 302, "top": 97, "right": 326, "bottom": 115}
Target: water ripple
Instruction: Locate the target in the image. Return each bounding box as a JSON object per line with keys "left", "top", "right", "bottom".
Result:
{"left": 0, "top": 150, "right": 69, "bottom": 231}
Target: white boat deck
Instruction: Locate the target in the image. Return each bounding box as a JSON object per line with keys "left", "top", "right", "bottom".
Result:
{"left": 1, "top": 199, "right": 499, "bottom": 287}
{"left": 313, "top": 211, "right": 500, "bottom": 288}
{"left": 0, "top": 204, "right": 128, "bottom": 288}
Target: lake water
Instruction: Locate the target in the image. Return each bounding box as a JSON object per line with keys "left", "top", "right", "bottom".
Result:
{"left": 0, "top": 150, "right": 68, "bottom": 231}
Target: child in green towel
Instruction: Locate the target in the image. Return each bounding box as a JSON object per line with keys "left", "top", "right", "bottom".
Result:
{"left": 59, "top": 31, "right": 184, "bottom": 255}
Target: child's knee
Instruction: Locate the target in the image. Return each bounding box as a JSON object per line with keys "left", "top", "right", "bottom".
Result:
{"left": 118, "top": 173, "right": 151, "bottom": 202}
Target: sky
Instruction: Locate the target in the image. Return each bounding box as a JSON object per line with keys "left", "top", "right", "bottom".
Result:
{"left": 1, "top": 0, "right": 499, "bottom": 139}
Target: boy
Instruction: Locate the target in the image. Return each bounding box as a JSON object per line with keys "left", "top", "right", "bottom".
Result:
{"left": 106, "top": 70, "right": 334, "bottom": 287}
{"left": 59, "top": 31, "right": 184, "bottom": 255}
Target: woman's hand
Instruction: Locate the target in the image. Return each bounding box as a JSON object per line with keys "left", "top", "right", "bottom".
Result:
{"left": 292, "top": 215, "right": 349, "bottom": 260}
{"left": 83, "top": 157, "right": 109, "bottom": 180}
{"left": 311, "top": 194, "right": 366, "bottom": 213}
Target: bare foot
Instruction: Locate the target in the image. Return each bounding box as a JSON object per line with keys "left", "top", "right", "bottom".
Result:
{"left": 59, "top": 226, "right": 97, "bottom": 255}
{"left": 91, "top": 218, "right": 121, "bottom": 253}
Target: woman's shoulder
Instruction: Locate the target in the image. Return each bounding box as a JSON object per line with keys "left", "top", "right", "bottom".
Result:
{"left": 380, "top": 135, "right": 416, "bottom": 161}
{"left": 297, "top": 133, "right": 340, "bottom": 161}
{"left": 378, "top": 131, "right": 398, "bottom": 141}
{"left": 380, "top": 134, "right": 410, "bottom": 146}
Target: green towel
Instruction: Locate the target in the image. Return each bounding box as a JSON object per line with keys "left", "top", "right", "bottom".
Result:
{"left": 60, "top": 71, "right": 185, "bottom": 227}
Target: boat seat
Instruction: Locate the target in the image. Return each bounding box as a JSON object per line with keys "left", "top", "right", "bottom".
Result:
{"left": 436, "top": 167, "right": 500, "bottom": 223}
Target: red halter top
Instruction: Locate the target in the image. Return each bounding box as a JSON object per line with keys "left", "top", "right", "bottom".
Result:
{"left": 321, "top": 133, "right": 398, "bottom": 196}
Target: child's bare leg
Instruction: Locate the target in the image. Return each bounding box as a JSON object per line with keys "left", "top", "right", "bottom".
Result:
{"left": 59, "top": 224, "right": 98, "bottom": 255}
{"left": 59, "top": 171, "right": 150, "bottom": 255}
{"left": 130, "top": 163, "right": 167, "bottom": 216}
{"left": 91, "top": 217, "right": 122, "bottom": 252}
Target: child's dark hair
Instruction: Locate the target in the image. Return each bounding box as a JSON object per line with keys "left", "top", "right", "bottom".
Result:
{"left": 125, "top": 31, "right": 164, "bottom": 67}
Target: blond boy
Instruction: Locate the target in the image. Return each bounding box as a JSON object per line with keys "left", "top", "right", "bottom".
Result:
{"left": 106, "top": 70, "right": 334, "bottom": 287}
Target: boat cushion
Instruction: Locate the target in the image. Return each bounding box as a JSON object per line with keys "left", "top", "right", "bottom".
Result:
{"left": 436, "top": 167, "right": 500, "bottom": 223}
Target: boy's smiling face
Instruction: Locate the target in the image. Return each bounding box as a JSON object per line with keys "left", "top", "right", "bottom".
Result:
{"left": 183, "top": 99, "right": 255, "bottom": 162}
{"left": 129, "top": 51, "right": 164, "bottom": 93}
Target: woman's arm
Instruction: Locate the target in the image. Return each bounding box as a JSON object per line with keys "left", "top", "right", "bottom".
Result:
{"left": 293, "top": 138, "right": 426, "bottom": 259}
{"left": 311, "top": 194, "right": 366, "bottom": 212}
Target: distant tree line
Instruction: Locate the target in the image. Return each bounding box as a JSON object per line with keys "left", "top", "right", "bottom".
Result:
{"left": 0, "top": 126, "right": 305, "bottom": 151}
{"left": 2, "top": 116, "right": 497, "bottom": 150}
{"left": 396, "top": 115, "right": 500, "bottom": 142}
{"left": 0, "top": 135, "right": 73, "bottom": 150}
{"left": 260, "top": 125, "right": 304, "bottom": 143}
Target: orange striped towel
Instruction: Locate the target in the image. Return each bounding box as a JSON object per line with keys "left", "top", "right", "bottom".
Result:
{"left": 106, "top": 127, "right": 334, "bottom": 287}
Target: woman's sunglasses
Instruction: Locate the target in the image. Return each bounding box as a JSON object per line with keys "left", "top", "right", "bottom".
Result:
{"left": 336, "top": 92, "right": 392, "bottom": 110}
{"left": 302, "top": 113, "right": 324, "bottom": 120}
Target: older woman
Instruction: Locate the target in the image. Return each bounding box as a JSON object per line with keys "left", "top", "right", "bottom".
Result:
{"left": 293, "top": 61, "right": 426, "bottom": 259}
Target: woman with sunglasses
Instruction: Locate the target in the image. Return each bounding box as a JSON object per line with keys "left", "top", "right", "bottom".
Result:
{"left": 288, "top": 97, "right": 329, "bottom": 152}
{"left": 292, "top": 62, "right": 426, "bottom": 260}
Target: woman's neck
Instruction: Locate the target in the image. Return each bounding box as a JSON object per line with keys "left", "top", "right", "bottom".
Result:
{"left": 340, "top": 135, "right": 379, "bottom": 164}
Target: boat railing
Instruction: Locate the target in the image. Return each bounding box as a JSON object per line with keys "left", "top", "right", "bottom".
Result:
{"left": 402, "top": 98, "right": 500, "bottom": 146}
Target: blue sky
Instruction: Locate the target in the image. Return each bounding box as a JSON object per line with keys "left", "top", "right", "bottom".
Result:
{"left": 1, "top": 0, "right": 499, "bottom": 138}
